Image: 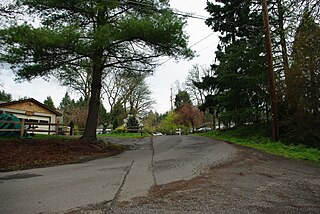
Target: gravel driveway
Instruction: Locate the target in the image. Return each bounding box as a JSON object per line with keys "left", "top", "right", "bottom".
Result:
{"left": 73, "top": 144, "right": 320, "bottom": 214}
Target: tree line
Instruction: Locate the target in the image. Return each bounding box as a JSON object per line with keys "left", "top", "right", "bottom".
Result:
{"left": 158, "top": 0, "right": 319, "bottom": 146}
{"left": 1, "top": 0, "right": 319, "bottom": 146}
{"left": 0, "top": 0, "right": 193, "bottom": 141}
{"left": 186, "top": 0, "right": 319, "bottom": 147}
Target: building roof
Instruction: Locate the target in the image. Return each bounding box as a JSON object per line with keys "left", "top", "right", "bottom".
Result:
{"left": 0, "top": 98, "right": 62, "bottom": 116}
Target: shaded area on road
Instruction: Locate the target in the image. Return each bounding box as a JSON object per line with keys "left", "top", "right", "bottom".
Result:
{"left": 0, "top": 173, "right": 42, "bottom": 180}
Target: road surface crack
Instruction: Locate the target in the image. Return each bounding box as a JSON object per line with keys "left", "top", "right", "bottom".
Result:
{"left": 110, "top": 160, "right": 134, "bottom": 209}
{"left": 151, "top": 137, "right": 157, "bottom": 186}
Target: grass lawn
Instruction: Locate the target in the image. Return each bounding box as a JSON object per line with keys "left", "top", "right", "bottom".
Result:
{"left": 0, "top": 132, "right": 150, "bottom": 141}
{"left": 199, "top": 127, "right": 320, "bottom": 164}
{"left": 0, "top": 134, "right": 74, "bottom": 141}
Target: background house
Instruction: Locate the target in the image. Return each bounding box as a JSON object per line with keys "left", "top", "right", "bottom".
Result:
{"left": 0, "top": 98, "right": 62, "bottom": 134}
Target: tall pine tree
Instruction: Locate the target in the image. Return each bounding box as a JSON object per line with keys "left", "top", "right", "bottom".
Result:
{"left": 201, "top": 0, "right": 268, "bottom": 126}
{"left": 0, "top": 0, "right": 193, "bottom": 142}
{"left": 283, "top": 12, "right": 320, "bottom": 146}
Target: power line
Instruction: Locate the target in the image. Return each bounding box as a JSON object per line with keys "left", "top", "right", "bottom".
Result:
{"left": 106, "top": 1, "right": 215, "bottom": 67}
{"left": 172, "top": 9, "right": 209, "bottom": 20}
{"left": 174, "top": 9, "right": 261, "bottom": 32}
{"left": 196, "top": 43, "right": 217, "bottom": 53}
{"left": 122, "top": 0, "right": 210, "bottom": 20}
{"left": 39, "top": 0, "right": 263, "bottom": 25}
{"left": 157, "top": 32, "right": 215, "bottom": 67}
{"left": 189, "top": 33, "right": 215, "bottom": 48}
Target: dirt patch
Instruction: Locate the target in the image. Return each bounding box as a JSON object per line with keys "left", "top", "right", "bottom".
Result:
{"left": 0, "top": 138, "right": 126, "bottom": 172}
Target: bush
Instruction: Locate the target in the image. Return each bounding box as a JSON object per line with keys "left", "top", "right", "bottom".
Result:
{"left": 199, "top": 125, "right": 320, "bottom": 164}
{"left": 113, "top": 125, "right": 126, "bottom": 133}
{"left": 280, "top": 113, "right": 320, "bottom": 148}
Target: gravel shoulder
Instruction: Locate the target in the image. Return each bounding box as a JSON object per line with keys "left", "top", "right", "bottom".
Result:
{"left": 77, "top": 144, "right": 320, "bottom": 214}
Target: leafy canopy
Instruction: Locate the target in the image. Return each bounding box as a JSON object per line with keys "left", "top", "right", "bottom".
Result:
{"left": 43, "top": 96, "right": 56, "bottom": 110}
{"left": 198, "top": 0, "right": 268, "bottom": 126}
{"left": 0, "top": 0, "right": 193, "bottom": 140}
{"left": 0, "top": 0, "right": 193, "bottom": 81}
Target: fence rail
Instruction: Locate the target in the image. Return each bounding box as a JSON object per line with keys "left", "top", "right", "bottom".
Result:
{"left": 0, "top": 119, "right": 63, "bottom": 138}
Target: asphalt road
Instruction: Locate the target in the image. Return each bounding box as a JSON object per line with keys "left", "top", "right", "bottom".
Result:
{"left": 0, "top": 135, "right": 236, "bottom": 214}
{"left": 107, "top": 145, "right": 320, "bottom": 214}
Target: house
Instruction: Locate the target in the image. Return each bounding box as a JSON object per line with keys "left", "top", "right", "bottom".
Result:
{"left": 0, "top": 98, "right": 62, "bottom": 134}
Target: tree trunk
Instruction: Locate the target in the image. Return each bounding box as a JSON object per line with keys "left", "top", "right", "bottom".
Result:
{"left": 82, "top": 8, "right": 105, "bottom": 142}
{"left": 277, "top": 0, "right": 290, "bottom": 85}
{"left": 262, "top": 0, "right": 280, "bottom": 141}
{"left": 191, "top": 120, "right": 195, "bottom": 133}
{"left": 212, "top": 113, "right": 215, "bottom": 130}
{"left": 82, "top": 64, "right": 103, "bottom": 142}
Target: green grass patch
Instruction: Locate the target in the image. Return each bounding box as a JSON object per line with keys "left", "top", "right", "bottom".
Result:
{"left": 97, "top": 132, "right": 150, "bottom": 138}
{"left": 1, "top": 132, "right": 150, "bottom": 141}
{"left": 199, "top": 127, "right": 320, "bottom": 164}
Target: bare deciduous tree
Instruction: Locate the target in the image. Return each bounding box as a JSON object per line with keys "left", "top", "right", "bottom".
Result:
{"left": 185, "top": 64, "right": 213, "bottom": 106}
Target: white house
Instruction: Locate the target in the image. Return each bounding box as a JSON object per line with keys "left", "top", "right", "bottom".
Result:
{"left": 0, "top": 98, "right": 62, "bottom": 134}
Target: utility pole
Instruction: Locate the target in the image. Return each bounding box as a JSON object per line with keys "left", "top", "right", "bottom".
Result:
{"left": 261, "top": 0, "right": 279, "bottom": 141}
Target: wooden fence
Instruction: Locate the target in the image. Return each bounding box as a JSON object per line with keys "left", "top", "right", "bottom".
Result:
{"left": 0, "top": 119, "right": 62, "bottom": 139}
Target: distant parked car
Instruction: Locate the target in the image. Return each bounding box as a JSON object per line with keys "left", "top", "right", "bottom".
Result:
{"left": 96, "top": 129, "right": 112, "bottom": 134}
{"left": 196, "top": 127, "right": 212, "bottom": 133}
{"left": 152, "top": 132, "right": 163, "bottom": 136}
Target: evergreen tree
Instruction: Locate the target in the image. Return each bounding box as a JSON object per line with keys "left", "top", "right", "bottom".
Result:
{"left": 0, "top": 0, "right": 193, "bottom": 142}
{"left": 125, "top": 114, "right": 141, "bottom": 131}
{"left": 201, "top": 0, "right": 268, "bottom": 127}
{"left": 110, "top": 101, "right": 126, "bottom": 129}
{"left": 98, "top": 103, "right": 108, "bottom": 127}
{"left": 74, "top": 97, "right": 87, "bottom": 107}
{"left": 174, "top": 90, "right": 191, "bottom": 110}
{"left": 0, "top": 90, "right": 12, "bottom": 102}
{"left": 283, "top": 12, "right": 320, "bottom": 146}
{"left": 287, "top": 12, "right": 320, "bottom": 118}
{"left": 59, "top": 92, "right": 75, "bottom": 110}
{"left": 43, "top": 96, "right": 56, "bottom": 110}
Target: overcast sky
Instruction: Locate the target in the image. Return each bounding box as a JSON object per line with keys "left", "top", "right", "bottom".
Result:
{"left": 0, "top": 0, "right": 219, "bottom": 114}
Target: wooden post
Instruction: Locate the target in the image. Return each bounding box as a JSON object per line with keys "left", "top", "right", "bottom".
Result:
{"left": 261, "top": 0, "right": 279, "bottom": 141}
{"left": 20, "top": 119, "right": 25, "bottom": 139}
{"left": 48, "top": 118, "right": 51, "bottom": 135}
{"left": 56, "top": 120, "right": 59, "bottom": 135}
